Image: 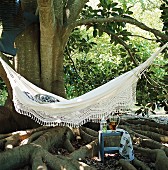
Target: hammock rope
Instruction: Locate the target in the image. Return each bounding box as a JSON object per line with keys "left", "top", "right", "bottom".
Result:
{"left": 0, "top": 43, "right": 167, "bottom": 127}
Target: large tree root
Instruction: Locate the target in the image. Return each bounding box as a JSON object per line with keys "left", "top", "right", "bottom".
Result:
{"left": 119, "top": 159, "right": 136, "bottom": 170}
{"left": 124, "top": 118, "right": 168, "bottom": 131}
{"left": 133, "top": 158, "right": 150, "bottom": 170}
{"left": 0, "top": 126, "right": 98, "bottom": 170}
{"left": 134, "top": 146, "right": 168, "bottom": 170}
{"left": 124, "top": 123, "right": 168, "bottom": 136}
{"left": 0, "top": 116, "right": 168, "bottom": 169}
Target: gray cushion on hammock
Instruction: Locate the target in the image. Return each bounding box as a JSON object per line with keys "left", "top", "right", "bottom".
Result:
{"left": 34, "top": 94, "right": 60, "bottom": 104}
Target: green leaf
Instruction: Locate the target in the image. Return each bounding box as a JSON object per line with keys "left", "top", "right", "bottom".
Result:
{"left": 127, "top": 11, "right": 133, "bottom": 15}
{"left": 112, "top": 7, "right": 121, "bottom": 11}
{"left": 111, "top": 2, "right": 118, "bottom": 8}
{"left": 111, "top": 12, "right": 118, "bottom": 16}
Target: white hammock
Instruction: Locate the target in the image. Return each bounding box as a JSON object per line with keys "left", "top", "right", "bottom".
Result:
{"left": 0, "top": 43, "right": 167, "bottom": 127}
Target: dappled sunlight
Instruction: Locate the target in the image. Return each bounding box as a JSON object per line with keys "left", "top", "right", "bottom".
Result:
{"left": 31, "top": 143, "right": 42, "bottom": 148}
{"left": 162, "top": 143, "right": 168, "bottom": 147}
{"left": 60, "top": 166, "right": 66, "bottom": 170}
{"left": 20, "top": 138, "right": 29, "bottom": 145}
{"left": 86, "top": 144, "right": 93, "bottom": 150}
{"left": 12, "top": 130, "right": 28, "bottom": 136}
{"left": 79, "top": 166, "right": 84, "bottom": 170}
{"left": 37, "top": 165, "right": 47, "bottom": 170}
{"left": 6, "top": 144, "right": 13, "bottom": 149}
{"left": 0, "top": 0, "right": 167, "bottom": 169}
{"left": 12, "top": 130, "right": 32, "bottom": 144}
{"left": 92, "top": 156, "right": 100, "bottom": 161}
{"left": 79, "top": 161, "right": 89, "bottom": 170}
{"left": 66, "top": 9, "right": 70, "bottom": 18}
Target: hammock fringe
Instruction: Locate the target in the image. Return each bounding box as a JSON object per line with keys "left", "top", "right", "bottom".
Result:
{"left": 0, "top": 43, "right": 167, "bottom": 127}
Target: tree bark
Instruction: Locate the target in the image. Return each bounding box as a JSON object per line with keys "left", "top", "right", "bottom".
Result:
{"left": 37, "top": 0, "right": 67, "bottom": 97}
{"left": 0, "top": 117, "right": 168, "bottom": 170}
{"left": 15, "top": 23, "right": 41, "bottom": 87}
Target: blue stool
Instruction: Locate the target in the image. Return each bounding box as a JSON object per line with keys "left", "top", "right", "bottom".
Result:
{"left": 98, "top": 130, "right": 122, "bottom": 162}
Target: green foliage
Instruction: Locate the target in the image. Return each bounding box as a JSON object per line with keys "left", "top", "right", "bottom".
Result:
{"left": 133, "top": 41, "right": 168, "bottom": 105}
{"left": 64, "top": 29, "right": 167, "bottom": 107}
{"left": 0, "top": 78, "right": 7, "bottom": 106}
{"left": 63, "top": 0, "right": 167, "bottom": 108}
{"left": 64, "top": 28, "right": 125, "bottom": 98}
{"left": 65, "top": 28, "right": 97, "bottom": 55}
{"left": 117, "top": 0, "right": 161, "bottom": 10}
{"left": 81, "top": 0, "right": 133, "bottom": 46}
{"left": 160, "top": 0, "right": 168, "bottom": 46}
{"left": 64, "top": 55, "right": 119, "bottom": 98}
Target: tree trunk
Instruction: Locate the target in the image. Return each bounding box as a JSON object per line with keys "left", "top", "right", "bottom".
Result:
{"left": 15, "top": 23, "right": 41, "bottom": 87}
{"left": 37, "top": 0, "right": 67, "bottom": 98}
{"left": 0, "top": 53, "right": 40, "bottom": 133}
{"left": 0, "top": 0, "right": 68, "bottom": 132}
{"left": 15, "top": 0, "right": 67, "bottom": 97}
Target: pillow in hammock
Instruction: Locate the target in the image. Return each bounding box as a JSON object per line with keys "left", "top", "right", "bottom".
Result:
{"left": 34, "top": 94, "right": 60, "bottom": 104}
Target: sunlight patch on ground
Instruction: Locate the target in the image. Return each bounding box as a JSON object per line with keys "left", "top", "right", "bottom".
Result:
{"left": 60, "top": 166, "right": 66, "bottom": 170}
{"left": 37, "top": 165, "right": 47, "bottom": 170}
{"left": 6, "top": 144, "right": 13, "bottom": 149}
{"left": 79, "top": 161, "right": 90, "bottom": 170}
{"left": 12, "top": 130, "right": 27, "bottom": 135}
{"left": 86, "top": 144, "right": 92, "bottom": 149}
{"left": 20, "top": 138, "right": 29, "bottom": 145}
{"left": 162, "top": 143, "right": 168, "bottom": 147}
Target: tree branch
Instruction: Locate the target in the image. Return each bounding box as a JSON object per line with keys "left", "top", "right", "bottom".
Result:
{"left": 143, "top": 73, "right": 168, "bottom": 93}
{"left": 128, "top": 34, "right": 156, "bottom": 41}
{"left": 73, "top": 16, "right": 168, "bottom": 41}
{"left": 66, "top": 0, "right": 89, "bottom": 26}
{"left": 99, "top": 27, "right": 139, "bottom": 65}
{"left": 62, "top": 0, "right": 89, "bottom": 45}
{"left": 65, "top": 46, "right": 83, "bottom": 80}
{"left": 53, "top": 0, "right": 64, "bottom": 26}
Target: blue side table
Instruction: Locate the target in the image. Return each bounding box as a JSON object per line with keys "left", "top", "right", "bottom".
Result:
{"left": 98, "top": 130, "right": 122, "bottom": 162}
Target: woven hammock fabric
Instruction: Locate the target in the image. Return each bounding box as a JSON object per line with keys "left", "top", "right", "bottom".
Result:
{"left": 0, "top": 43, "right": 167, "bottom": 127}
